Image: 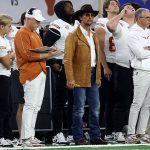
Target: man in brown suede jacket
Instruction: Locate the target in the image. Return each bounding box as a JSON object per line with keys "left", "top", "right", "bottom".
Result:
{"left": 64, "top": 4, "right": 107, "bottom": 145}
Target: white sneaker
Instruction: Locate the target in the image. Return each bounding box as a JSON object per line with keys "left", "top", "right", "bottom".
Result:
{"left": 126, "top": 134, "right": 140, "bottom": 144}
{"left": 31, "top": 137, "right": 45, "bottom": 144}
{"left": 105, "top": 133, "right": 118, "bottom": 144}
{"left": 140, "top": 134, "right": 150, "bottom": 144}
{"left": 115, "top": 132, "right": 125, "bottom": 142}
{"left": 14, "top": 139, "right": 23, "bottom": 147}
{"left": 22, "top": 137, "right": 44, "bottom": 147}
{"left": 6, "top": 138, "right": 22, "bottom": 147}
{"left": 52, "top": 132, "right": 69, "bottom": 146}
{"left": 66, "top": 135, "right": 75, "bottom": 145}
{"left": 105, "top": 133, "right": 115, "bottom": 141}
{"left": 0, "top": 138, "right": 13, "bottom": 147}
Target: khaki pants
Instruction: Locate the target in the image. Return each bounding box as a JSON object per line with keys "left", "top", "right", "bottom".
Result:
{"left": 128, "top": 70, "right": 150, "bottom": 135}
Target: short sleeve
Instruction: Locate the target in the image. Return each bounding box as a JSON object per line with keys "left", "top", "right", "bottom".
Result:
{"left": 95, "top": 18, "right": 107, "bottom": 30}
{"left": 49, "top": 20, "right": 61, "bottom": 32}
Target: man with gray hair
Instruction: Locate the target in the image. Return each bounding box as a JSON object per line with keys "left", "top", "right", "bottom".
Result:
{"left": 126, "top": 8, "right": 150, "bottom": 144}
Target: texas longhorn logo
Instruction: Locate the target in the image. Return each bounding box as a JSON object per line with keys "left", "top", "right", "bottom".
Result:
{"left": 45, "top": 0, "right": 55, "bottom": 16}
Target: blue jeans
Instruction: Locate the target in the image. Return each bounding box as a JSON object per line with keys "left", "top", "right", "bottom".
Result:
{"left": 72, "top": 68, "right": 101, "bottom": 141}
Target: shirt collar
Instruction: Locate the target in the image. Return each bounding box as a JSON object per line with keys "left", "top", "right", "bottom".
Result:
{"left": 79, "top": 25, "right": 93, "bottom": 37}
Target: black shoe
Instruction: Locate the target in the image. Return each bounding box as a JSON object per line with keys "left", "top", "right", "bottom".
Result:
{"left": 75, "top": 138, "right": 89, "bottom": 145}
{"left": 90, "top": 137, "right": 108, "bottom": 145}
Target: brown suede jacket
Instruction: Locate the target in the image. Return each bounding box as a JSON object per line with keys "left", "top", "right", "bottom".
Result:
{"left": 64, "top": 26, "right": 101, "bottom": 87}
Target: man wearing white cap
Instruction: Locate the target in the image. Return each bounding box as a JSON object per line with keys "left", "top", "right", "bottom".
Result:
{"left": 14, "top": 8, "right": 60, "bottom": 146}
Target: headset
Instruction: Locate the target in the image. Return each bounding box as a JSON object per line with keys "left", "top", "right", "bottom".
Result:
{"left": 27, "top": 8, "right": 37, "bottom": 15}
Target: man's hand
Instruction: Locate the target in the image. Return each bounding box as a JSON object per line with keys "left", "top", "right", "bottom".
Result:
{"left": 51, "top": 63, "right": 62, "bottom": 72}
{"left": 66, "top": 80, "right": 75, "bottom": 89}
{"left": 104, "top": 66, "right": 112, "bottom": 80}
{"left": 120, "top": 8, "right": 127, "bottom": 18}
{"left": 47, "top": 48, "right": 61, "bottom": 58}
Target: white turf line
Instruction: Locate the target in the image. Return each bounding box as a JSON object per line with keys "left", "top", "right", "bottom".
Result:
{"left": 1, "top": 144, "right": 150, "bottom": 150}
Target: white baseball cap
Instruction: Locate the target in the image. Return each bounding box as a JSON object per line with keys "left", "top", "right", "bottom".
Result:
{"left": 25, "top": 8, "right": 45, "bottom": 22}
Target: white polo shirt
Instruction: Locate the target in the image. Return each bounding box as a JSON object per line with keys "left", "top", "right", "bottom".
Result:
{"left": 95, "top": 18, "right": 116, "bottom": 63}
{"left": 0, "top": 36, "right": 11, "bottom": 76}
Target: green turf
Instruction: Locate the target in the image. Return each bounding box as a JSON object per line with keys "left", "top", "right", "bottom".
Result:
{"left": 8, "top": 145, "right": 150, "bottom": 150}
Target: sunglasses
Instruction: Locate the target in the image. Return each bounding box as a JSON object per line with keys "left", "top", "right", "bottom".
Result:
{"left": 84, "top": 13, "right": 95, "bottom": 17}
{"left": 140, "top": 16, "right": 150, "bottom": 20}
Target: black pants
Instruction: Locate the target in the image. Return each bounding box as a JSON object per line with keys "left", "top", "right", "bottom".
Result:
{"left": 11, "top": 70, "right": 24, "bottom": 104}
{"left": 99, "top": 63, "right": 116, "bottom": 135}
{"left": 52, "top": 66, "right": 74, "bottom": 135}
{"left": 113, "top": 64, "right": 133, "bottom": 132}
{"left": 0, "top": 75, "right": 12, "bottom": 139}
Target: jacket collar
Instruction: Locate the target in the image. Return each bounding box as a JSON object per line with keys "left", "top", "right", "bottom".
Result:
{"left": 76, "top": 25, "right": 97, "bottom": 48}
{"left": 76, "top": 25, "right": 89, "bottom": 47}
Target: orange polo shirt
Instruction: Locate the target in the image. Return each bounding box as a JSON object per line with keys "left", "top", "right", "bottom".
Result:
{"left": 14, "top": 27, "right": 46, "bottom": 84}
